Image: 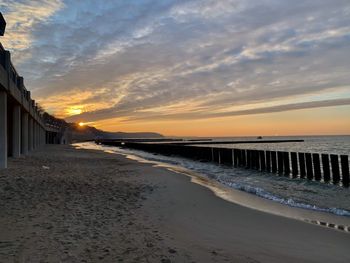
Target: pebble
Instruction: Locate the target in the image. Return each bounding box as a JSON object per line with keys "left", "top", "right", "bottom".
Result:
{"left": 168, "top": 248, "right": 177, "bottom": 254}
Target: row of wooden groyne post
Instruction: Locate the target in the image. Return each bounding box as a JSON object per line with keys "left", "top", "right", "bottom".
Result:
{"left": 0, "top": 14, "right": 70, "bottom": 169}
{"left": 98, "top": 141, "right": 350, "bottom": 188}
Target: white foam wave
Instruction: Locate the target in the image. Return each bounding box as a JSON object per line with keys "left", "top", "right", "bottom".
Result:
{"left": 75, "top": 143, "right": 350, "bottom": 217}
{"left": 119, "top": 147, "right": 350, "bottom": 217}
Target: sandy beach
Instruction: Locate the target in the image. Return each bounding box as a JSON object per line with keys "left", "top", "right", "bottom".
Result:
{"left": 1, "top": 145, "right": 350, "bottom": 263}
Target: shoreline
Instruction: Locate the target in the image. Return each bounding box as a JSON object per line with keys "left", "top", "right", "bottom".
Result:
{"left": 1, "top": 145, "right": 350, "bottom": 262}
{"left": 76, "top": 142, "right": 350, "bottom": 230}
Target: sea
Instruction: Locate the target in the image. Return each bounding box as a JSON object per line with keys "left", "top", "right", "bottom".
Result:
{"left": 76, "top": 135, "right": 350, "bottom": 219}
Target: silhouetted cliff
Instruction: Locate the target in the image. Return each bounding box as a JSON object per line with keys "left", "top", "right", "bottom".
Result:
{"left": 69, "top": 123, "right": 163, "bottom": 142}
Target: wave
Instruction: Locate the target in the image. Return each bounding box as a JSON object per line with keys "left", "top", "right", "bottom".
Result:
{"left": 75, "top": 142, "right": 350, "bottom": 218}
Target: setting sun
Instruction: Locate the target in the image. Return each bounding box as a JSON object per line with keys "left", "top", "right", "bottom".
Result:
{"left": 78, "top": 122, "right": 85, "bottom": 127}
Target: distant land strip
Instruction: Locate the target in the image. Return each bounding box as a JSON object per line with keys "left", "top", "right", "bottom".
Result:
{"left": 166, "top": 139, "right": 305, "bottom": 145}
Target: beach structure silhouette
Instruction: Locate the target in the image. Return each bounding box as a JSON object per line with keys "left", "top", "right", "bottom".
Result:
{"left": 0, "top": 12, "right": 70, "bottom": 169}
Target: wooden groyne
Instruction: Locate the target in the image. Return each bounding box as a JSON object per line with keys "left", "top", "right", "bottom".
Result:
{"left": 98, "top": 140, "right": 350, "bottom": 187}
{"left": 0, "top": 13, "right": 70, "bottom": 169}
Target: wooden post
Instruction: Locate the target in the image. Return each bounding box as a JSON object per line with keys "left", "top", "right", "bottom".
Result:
{"left": 233, "top": 149, "right": 238, "bottom": 167}
{"left": 254, "top": 150, "right": 258, "bottom": 169}
{"left": 237, "top": 149, "right": 241, "bottom": 167}
{"left": 232, "top": 149, "right": 235, "bottom": 166}
{"left": 251, "top": 150, "right": 256, "bottom": 169}
{"left": 251, "top": 150, "right": 255, "bottom": 170}
{"left": 220, "top": 148, "right": 233, "bottom": 166}
{"left": 313, "top": 154, "right": 321, "bottom": 181}
{"left": 266, "top": 151, "right": 271, "bottom": 172}
{"left": 238, "top": 149, "right": 242, "bottom": 167}
{"left": 259, "top": 150, "right": 266, "bottom": 171}
{"left": 241, "top": 149, "right": 245, "bottom": 167}
{"left": 330, "top": 154, "right": 340, "bottom": 184}
{"left": 238, "top": 149, "right": 242, "bottom": 166}
{"left": 251, "top": 150, "right": 257, "bottom": 170}
{"left": 218, "top": 148, "right": 223, "bottom": 164}
{"left": 277, "top": 151, "right": 284, "bottom": 175}
{"left": 246, "top": 150, "right": 251, "bottom": 169}
{"left": 255, "top": 150, "right": 260, "bottom": 170}
{"left": 255, "top": 150, "right": 261, "bottom": 171}
{"left": 305, "top": 153, "right": 313, "bottom": 180}
{"left": 322, "top": 154, "right": 330, "bottom": 183}
{"left": 291, "top": 152, "right": 298, "bottom": 178}
{"left": 283, "top": 152, "right": 290, "bottom": 176}
{"left": 340, "top": 155, "right": 349, "bottom": 187}
{"left": 241, "top": 149, "right": 246, "bottom": 167}
{"left": 201, "top": 147, "right": 212, "bottom": 162}
{"left": 298, "top": 152, "right": 306, "bottom": 179}
{"left": 213, "top": 148, "right": 220, "bottom": 164}
{"left": 271, "top": 151, "right": 277, "bottom": 173}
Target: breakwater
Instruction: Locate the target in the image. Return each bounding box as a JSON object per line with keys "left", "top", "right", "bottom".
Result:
{"left": 97, "top": 140, "right": 350, "bottom": 187}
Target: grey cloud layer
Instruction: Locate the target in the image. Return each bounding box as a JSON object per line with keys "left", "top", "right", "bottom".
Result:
{"left": 3, "top": 0, "right": 350, "bottom": 121}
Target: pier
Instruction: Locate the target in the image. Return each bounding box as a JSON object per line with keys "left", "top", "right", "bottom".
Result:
{"left": 0, "top": 13, "right": 69, "bottom": 169}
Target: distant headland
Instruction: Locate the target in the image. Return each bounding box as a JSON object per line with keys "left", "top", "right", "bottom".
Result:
{"left": 70, "top": 123, "right": 163, "bottom": 142}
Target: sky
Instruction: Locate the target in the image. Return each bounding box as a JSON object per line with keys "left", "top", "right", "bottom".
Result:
{"left": 0, "top": 0, "right": 349, "bottom": 136}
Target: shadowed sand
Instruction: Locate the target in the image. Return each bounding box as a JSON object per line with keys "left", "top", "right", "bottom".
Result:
{"left": 0, "top": 145, "right": 349, "bottom": 262}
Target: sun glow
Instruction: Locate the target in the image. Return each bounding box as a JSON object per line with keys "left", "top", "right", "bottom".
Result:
{"left": 67, "top": 107, "right": 83, "bottom": 116}
{"left": 78, "top": 122, "right": 85, "bottom": 127}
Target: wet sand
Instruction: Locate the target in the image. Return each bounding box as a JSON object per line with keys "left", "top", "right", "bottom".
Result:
{"left": 0, "top": 145, "right": 349, "bottom": 262}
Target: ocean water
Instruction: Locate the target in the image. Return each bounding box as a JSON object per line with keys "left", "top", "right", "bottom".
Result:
{"left": 76, "top": 136, "right": 350, "bottom": 217}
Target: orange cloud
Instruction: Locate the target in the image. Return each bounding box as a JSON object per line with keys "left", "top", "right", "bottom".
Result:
{"left": 96, "top": 106, "right": 350, "bottom": 136}
{"left": 36, "top": 89, "right": 113, "bottom": 118}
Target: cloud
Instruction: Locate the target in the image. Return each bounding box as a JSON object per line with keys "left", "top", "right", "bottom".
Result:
{"left": 1, "top": 0, "right": 350, "bottom": 130}
{"left": 125, "top": 98, "right": 350, "bottom": 122}
{"left": 0, "top": 0, "right": 63, "bottom": 62}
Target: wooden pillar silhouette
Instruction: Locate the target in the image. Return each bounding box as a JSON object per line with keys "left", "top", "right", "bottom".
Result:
{"left": 277, "top": 151, "right": 284, "bottom": 175}
{"left": 246, "top": 150, "right": 251, "bottom": 169}
{"left": 241, "top": 149, "right": 246, "bottom": 167}
{"left": 305, "top": 153, "right": 313, "bottom": 180}
{"left": 298, "top": 153, "right": 306, "bottom": 179}
{"left": 283, "top": 152, "right": 290, "bottom": 176}
{"left": 322, "top": 154, "right": 330, "bottom": 183}
{"left": 313, "top": 154, "right": 321, "bottom": 181}
{"left": 330, "top": 154, "right": 340, "bottom": 184}
{"left": 271, "top": 151, "right": 277, "bottom": 173}
{"left": 266, "top": 151, "right": 271, "bottom": 172}
{"left": 259, "top": 150, "right": 266, "bottom": 171}
{"left": 233, "top": 149, "right": 238, "bottom": 167}
{"left": 291, "top": 152, "right": 298, "bottom": 178}
{"left": 340, "top": 155, "right": 349, "bottom": 187}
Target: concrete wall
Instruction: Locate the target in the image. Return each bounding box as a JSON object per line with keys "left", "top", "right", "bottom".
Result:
{"left": 0, "top": 43, "right": 65, "bottom": 169}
